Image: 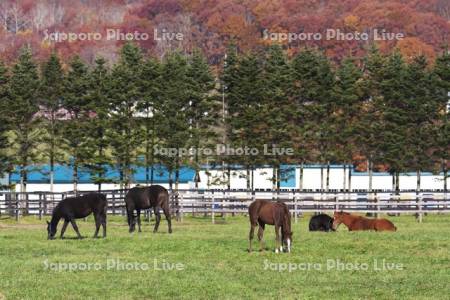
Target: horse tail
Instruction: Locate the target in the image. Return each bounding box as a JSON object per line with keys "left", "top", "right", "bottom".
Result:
{"left": 161, "top": 189, "right": 171, "bottom": 214}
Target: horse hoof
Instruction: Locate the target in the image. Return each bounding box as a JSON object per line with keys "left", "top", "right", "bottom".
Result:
{"left": 275, "top": 249, "right": 279, "bottom": 254}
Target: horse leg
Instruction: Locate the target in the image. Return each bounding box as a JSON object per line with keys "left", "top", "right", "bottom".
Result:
{"left": 60, "top": 220, "right": 69, "bottom": 239}
{"left": 70, "top": 219, "right": 82, "bottom": 239}
{"left": 274, "top": 224, "right": 281, "bottom": 253}
{"left": 257, "top": 223, "right": 265, "bottom": 251}
{"left": 136, "top": 209, "right": 142, "bottom": 232}
{"left": 93, "top": 214, "right": 101, "bottom": 238}
{"left": 101, "top": 212, "right": 107, "bottom": 238}
{"left": 153, "top": 207, "right": 161, "bottom": 233}
{"left": 248, "top": 222, "right": 256, "bottom": 253}
{"left": 126, "top": 205, "right": 135, "bottom": 233}
{"left": 163, "top": 204, "right": 172, "bottom": 233}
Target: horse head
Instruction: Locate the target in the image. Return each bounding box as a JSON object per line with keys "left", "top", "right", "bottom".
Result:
{"left": 332, "top": 211, "right": 346, "bottom": 230}
{"left": 47, "top": 220, "right": 56, "bottom": 240}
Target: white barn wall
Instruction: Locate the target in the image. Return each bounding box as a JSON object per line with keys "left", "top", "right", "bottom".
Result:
{"left": 10, "top": 166, "right": 449, "bottom": 192}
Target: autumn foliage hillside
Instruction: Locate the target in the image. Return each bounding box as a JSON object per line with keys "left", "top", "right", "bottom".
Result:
{"left": 0, "top": 0, "right": 448, "bottom": 64}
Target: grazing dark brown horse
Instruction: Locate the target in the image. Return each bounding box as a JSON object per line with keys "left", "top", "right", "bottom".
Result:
{"left": 47, "top": 193, "right": 107, "bottom": 240}
{"left": 125, "top": 185, "right": 172, "bottom": 233}
{"left": 248, "top": 199, "right": 292, "bottom": 253}
{"left": 332, "top": 211, "right": 397, "bottom": 231}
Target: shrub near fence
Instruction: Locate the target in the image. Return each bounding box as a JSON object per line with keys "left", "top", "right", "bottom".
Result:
{"left": 0, "top": 189, "right": 448, "bottom": 223}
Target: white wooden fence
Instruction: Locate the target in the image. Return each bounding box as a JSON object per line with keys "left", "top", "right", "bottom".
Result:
{"left": 0, "top": 189, "right": 448, "bottom": 223}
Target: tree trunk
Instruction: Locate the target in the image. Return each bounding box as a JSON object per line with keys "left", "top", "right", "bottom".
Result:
{"left": 251, "top": 168, "right": 254, "bottom": 191}
{"left": 272, "top": 166, "right": 277, "bottom": 191}
{"left": 320, "top": 166, "right": 324, "bottom": 191}
{"left": 299, "top": 162, "right": 304, "bottom": 191}
{"left": 227, "top": 165, "right": 231, "bottom": 190}
{"left": 20, "top": 166, "right": 27, "bottom": 215}
{"left": 396, "top": 172, "right": 400, "bottom": 194}
{"left": 276, "top": 165, "right": 281, "bottom": 191}
{"left": 343, "top": 164, "right": 347, "bottom": 192}
{"left": 416, "top": 170, "right": 421, "bottom": 193}
{"left": 348, "top": 167, "right": 352, "bottom": 192}
{"left": 73, "top": 162, "right": 78, "bottom": 194}
{"left": 392, "top": 174, "right": 396, "bottom": 191}
{"left": 443, "top": 159, "right": 448, "bottom": 193}
{"left": 326, "top": 161, "right": 330, "bottom": 192}
{"left": 368, "top": 159, "right": 374, "bottom": 217}
{"left": 416, "top": 169, "right": 421, "bottom": 221}
{"left": 246, "top": 166, "right": 250, "bottom": 190}
{"left": 50, "top": 156, "right": 54, "bottom": 193}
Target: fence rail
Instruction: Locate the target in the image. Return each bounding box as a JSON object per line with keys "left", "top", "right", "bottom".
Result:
{"left": 0, "top": 189, "right": 448, "bottom": 223}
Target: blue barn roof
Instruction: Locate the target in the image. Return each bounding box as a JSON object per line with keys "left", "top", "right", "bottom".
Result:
{"left": 9, "top": 164, "right": 196, "bottom": 184}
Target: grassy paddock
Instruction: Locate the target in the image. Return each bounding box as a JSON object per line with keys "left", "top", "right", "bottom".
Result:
{"left": 0, "top": 213, "right": 449, "bottom": 299}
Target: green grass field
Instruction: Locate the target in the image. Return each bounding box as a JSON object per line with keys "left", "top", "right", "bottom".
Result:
{"left": 0, "top": 213, "right": 449, "bottom": 300}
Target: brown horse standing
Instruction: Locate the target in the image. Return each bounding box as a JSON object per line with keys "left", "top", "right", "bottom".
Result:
{"left": 125, "top": 185, "right": 172, "bottom": 233}
{"left": 332, "top": 211, "right": 396, "bottom": 231}
{"left": 248, "top": 199, "right": 293, "bottom": 253}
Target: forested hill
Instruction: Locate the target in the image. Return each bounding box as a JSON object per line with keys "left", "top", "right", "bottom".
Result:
{"left": 0, "top": 0, "right": 449, "bottom": 64}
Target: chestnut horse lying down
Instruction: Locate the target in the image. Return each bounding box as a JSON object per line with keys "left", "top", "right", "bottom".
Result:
{"left": 47, "top": 193, "right": 107, "bottom": 239}
{"left": 248, "top": 199, "right": 292, "bottom": 253}
{"left": 332, "top": 211, "right": 396, "bottom": 231}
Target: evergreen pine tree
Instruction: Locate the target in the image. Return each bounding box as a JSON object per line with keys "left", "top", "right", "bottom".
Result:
{"left": 433, "top": 50, "right": 450, "bottom": 190}
{"left": 291, "top": 49, "right": 335, "bottom": 191}
{"left": 333, "top": 57, "right": 364, "bottom": 191}
{"left": 378, "top": 51, "right": 409, "bottom": 192}
{"left": 261, "top": 45, "right": 294, "bottom": 190}
{"left": 138, "top": 57, "right": 162, "bottom": 185}
{"left": 159, "top": 52, "right": 191, "bottom": 190}
{"left": 229, "top": 52, "right": 265, "bottom": 189}
{"left": 7, "top": 47, "right": 41, "bottom": 195}
{"left": 39, "top": 53, "right": 65, "bottom": 192}
{"left": 404, "top": 55, "right": 440, "bottom": 192}
{"left": 86, "top": 57, "right": 111, "bottom": 191}
{"left": 0, "top": 61, "right": 10, "bottom": 184}
{"left": 186, "top": 49, "right": 218, "bottom": 188}
{"left": 62, "top": 56, "right": 91, "bottom": 192}
{"left": 221, "top": 43, "right": 240, "bottom": 188}
{"left": 108, "top": 43, "right": 143, "bottom": 187}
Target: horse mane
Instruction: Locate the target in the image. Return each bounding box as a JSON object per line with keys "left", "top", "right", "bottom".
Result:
{"left": 276, "top": 201, "right": 291, "bottom": 233}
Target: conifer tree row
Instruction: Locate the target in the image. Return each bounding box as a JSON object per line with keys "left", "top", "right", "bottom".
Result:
{"left": 0, "top": 43, "right": 448, "bottom": 192}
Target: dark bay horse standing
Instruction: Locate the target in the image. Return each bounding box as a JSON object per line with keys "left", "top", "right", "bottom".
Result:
{"left": 332, "top": 211, "right": 397, "bottom": 231}
{"left": 125, "top": 185, "right": 172, "bottom": 233}
{"left": 248, "top": 199, "right": 292, "bottom": 253}
{"left": 47, "top": 193, "right": 107, "bottom": 239}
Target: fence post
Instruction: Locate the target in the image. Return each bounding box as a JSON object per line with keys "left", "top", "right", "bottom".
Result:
{"left": 112, "top": 191, "right": 116, "bottom": 216}
{"left": 180, "top": 194, "right": 184, "bottom": 222}
{"left": 335, "top": 193, "right": 339, "bottom": 212}
{"left": 293, "top": 190, "right": 298, "bottom": 223}
{"left": 44, "top": 193, "right": 48, "bottom": 216}
{"left": 418, "top": 192, "right": 423, "bottom": 223}
{"left": 211, "top": 190, "right": 215, "bottom": 224}
{"left": 38, "top": 193, "right": 42, "bottom": 220}
{"left": 15, "top": 196, "right": 19, "bottom": 221}
{"left": 376, "top": 192, "right": 380, "bottom": 217}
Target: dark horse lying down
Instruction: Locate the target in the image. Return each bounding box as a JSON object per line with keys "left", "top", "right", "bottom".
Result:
{"left": 47, "top": 193, "right": 107, "bottom": 239}
{"left": 125, "top": 185, "right": 172, "bottom": 233}
{"left": 309, "top": 214, "right": 335, "bottom": 232}
{"left": 248, "top": 199, "right": 292, "bottom": 253}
